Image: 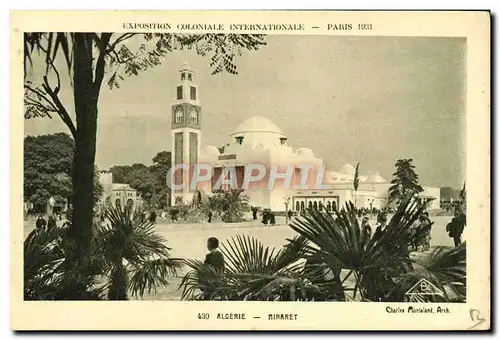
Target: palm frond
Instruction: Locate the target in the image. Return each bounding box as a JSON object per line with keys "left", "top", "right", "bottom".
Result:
{"left": 24, "top": 227, "right": 66, "bottom": 300}
{"left": 96, "top": 204, "right": 182, "bottom": 299}
{"left": 289, "top": 197, "right": 425, "bottom": 301}
{"left": 410, "top": 243, "right": 466, "bottom": 302}
{"left": 128, "top": 257, "right": 184, "bottom": 298}
{"left": 180, "top": 235, "right": 322, "bottom": 301}
{"left": 180, "top": 259, "right": 229, "bottom": 300}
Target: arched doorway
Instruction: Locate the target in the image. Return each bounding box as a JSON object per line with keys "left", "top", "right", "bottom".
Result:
{"left": 326, "top": 201, "right": 331, "bottom": 211}
{"left": 115, "top": 198, "right": 121, "bottom": 208}
{"left": 319, "top": 202, "right": 323, "bottom": 211}
{"left": 313, "top": 201, "right": 318, "bottom": 210}
{"left": 300, "top": 201, "right": 305, "bottom": 211}
{"left": 295, "top": 201, "right": 300, "bottom": 211}
{"left": 126, "top": 199, "right": 134, "bottom": 209}
{"left": 308, "top": 201, "right": 312, "bottom": 210}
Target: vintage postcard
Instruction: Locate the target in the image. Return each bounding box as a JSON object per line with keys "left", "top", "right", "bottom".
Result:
{"left": 11, "top": 10, "right": 490, "bottom": 331}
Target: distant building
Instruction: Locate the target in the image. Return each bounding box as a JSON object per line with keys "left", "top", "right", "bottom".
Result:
{"left": 170, "top": 64, "right": 441, "bottom": 211}
{"left": 98, "top": 171, "right": 142, "bottom": 209}
{"left": 46, "top": 195, "right": 68, "bottom": 216}
{"left": 25, "top": 195, "right": 68, "bottom": 216}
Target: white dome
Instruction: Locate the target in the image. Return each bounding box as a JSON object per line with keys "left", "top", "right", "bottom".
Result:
{"left": 339, "top": 164, "right": 356, "bottom": 175}
{"left": 231, "top": 116, "right": 284, "bottom": 136}
{"left": 296, "top": 148, "right": 314, "bottom": 158}
{"left": 201, "top": 145, "right": 220, "bottom": 156}
{"left": 367, "top": 172, "right": 386, "bottom": 183}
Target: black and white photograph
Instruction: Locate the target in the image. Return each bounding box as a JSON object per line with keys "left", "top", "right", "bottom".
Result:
{"left": 12, "top": 10, "right": 490, "bottom": 331}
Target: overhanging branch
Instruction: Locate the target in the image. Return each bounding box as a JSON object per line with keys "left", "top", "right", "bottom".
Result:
{"left": 105, "top": 33, "right": 136, "bottom": 54}
{"left": 24, "top": 85, "right": 58, "bottom": 112}
{"left": 36, "top": 36, "right": 62, "bottom": 94}
{"left": 42, "top": 77, "right": 77, "bottom": 138}
{"left": 94, "top": 33, "right": 112, "bottom": 91}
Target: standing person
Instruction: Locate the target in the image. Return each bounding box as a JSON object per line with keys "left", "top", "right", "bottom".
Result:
{"left": 261, "top": 209, "right": 269, "bottom": 225}
{"left": 252, "top": 207, "right": 258, "bottom": 221}
{"left": 207, "top": 210, "right": 213, "bottom": 223}
{"left": 361, "top": 216, "right": 371, "bottom": 229}
{"left": 202, "top": 237, "right": 225, "bottom": 300}
{"left": 448, "top": 210, "right": 466, "bottom": 247}
{"left": 413, "top": 214, "right": 432, "bottom": 251}
{"left": 269, "top": 211, "right": 276, "bottom": 226}
{"left": 35, "top": 215, "right": 46, "bottom": 231}
{"left": 47, "top": 215, "right": 57, "bottom": 230}
{"left": 375, "top": 212, "right": 387, "bottom": 234}
{"left": 204, "top": 237, "right": 225, "bottom": 271}
{"left": 372, "top": 212, "right": 387, "bottom": 242}
{"left": 421, "top": 212, "right": 433, "bottom": 251}
{"left": 287, "top": 209, "right": 293, "bottom": 222}
{"left": 149, "top": 210, "right": 156, "bottom": 223}
{"left": 360, "top": 216, "right": 372, "bottom": 249}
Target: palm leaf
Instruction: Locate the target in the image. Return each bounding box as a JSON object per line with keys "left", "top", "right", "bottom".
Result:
{"left": 96, "top": 204, "right": 183, "bottom": 299}
{"left": 410, "top": 243, "right": 466, "bottom": 302}
{"left": 128, "top": 257, "right": 184, "bottom": 298}
{"left": 289, "top": 197, "right": 425, "bottom": 301}
{"left": 24, "top": 227, "right": 66, "bottom": 299}
{"left": 180, "top": 235, "right": 319, "bottom": 301}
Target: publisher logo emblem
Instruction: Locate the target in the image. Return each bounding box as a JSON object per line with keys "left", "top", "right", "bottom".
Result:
{"left": 405, "top": 278, "right": 444, "bottom": 300}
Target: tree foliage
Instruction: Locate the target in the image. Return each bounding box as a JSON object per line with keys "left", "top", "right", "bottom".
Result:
{"left": 24, "top": 33, "right": 267, "bottom": 118}
{"left": 108, "top": 151, "right": 172, "bottom": 207}
{"left": 24, "top": 205, "right": 183, "bottom": 300}
{"left": 459, "top": 182, "right": 466, "bottom": 203}
{"left": 353, "top": 162, "right": 360, "bottom": 207}
{"left": 93, "top": 167, "right": 104, "bottom": 206}
{"left": 96, "top": 204, "right": 183, "bottom": 300}
{"left": 388, "top": 159, "right": 424, "bottom": 205}
{"left": 180, "top": 235, "right": 319, "bottom": 301}
{"left": 24, "top": 133, "right": 74, "bottom": 209}
{"left": 149, "top": 151, "right": 172, "bottom": 207}
{"left": 24, "top": 222, "right": 104, "bottom": 300}
{"left": 353, "top": 162, "right": 360, "bottom": 192}
{"left": 24, "top": 31, "right": 266, "bottom": 297}
{"left": 209, "top": 189, "right": 249, "bottom": 222}
{"left": 24, "top": 133, "right": 102, "bottom": 211}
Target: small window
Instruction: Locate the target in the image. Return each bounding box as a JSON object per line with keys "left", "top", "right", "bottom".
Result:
{"left": 177, "top": 86, "right": 183, "bottom": 100}
{"left": 188, "top": 74, "right": 192, "bottom": 81}
{"left": 175, "top": 109, "right": 183, "bottom": 123}
{"left": 181, "top": 73, "right": 186, "bottom": 80}
{"left": 189, "top": 109, "right": 198, "bottom": 124}
{"left": 190, "top": 86, "right": 196, "bottom": 100}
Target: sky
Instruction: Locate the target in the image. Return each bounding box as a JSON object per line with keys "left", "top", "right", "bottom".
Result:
{"left": 24, "top": 35, "right": 466, "bottom": 188}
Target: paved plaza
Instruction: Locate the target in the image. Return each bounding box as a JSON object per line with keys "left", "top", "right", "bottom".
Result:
{"left": 24, "top": 214, "right": 464, "bottom": 300}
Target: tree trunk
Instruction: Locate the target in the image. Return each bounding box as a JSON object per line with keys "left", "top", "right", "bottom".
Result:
{"left": 62, "top": 34, "right": 99, "bottom": 298}
{"left": 108, "top": 262, "right": 128, "bottom": 300}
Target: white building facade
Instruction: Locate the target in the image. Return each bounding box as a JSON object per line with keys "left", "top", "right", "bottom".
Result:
{"left": 170, "top": 62, "right": 202, "bottom": 206}
{"left": 98, "top": 171, "right": 142, "bottom": 210}
{"left": 170, "top": 65, "right": 441, "bottom": 212}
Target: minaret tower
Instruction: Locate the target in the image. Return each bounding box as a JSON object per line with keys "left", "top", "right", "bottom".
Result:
{"left": 170, "top": 62, "right": 201, "bottom": 205}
